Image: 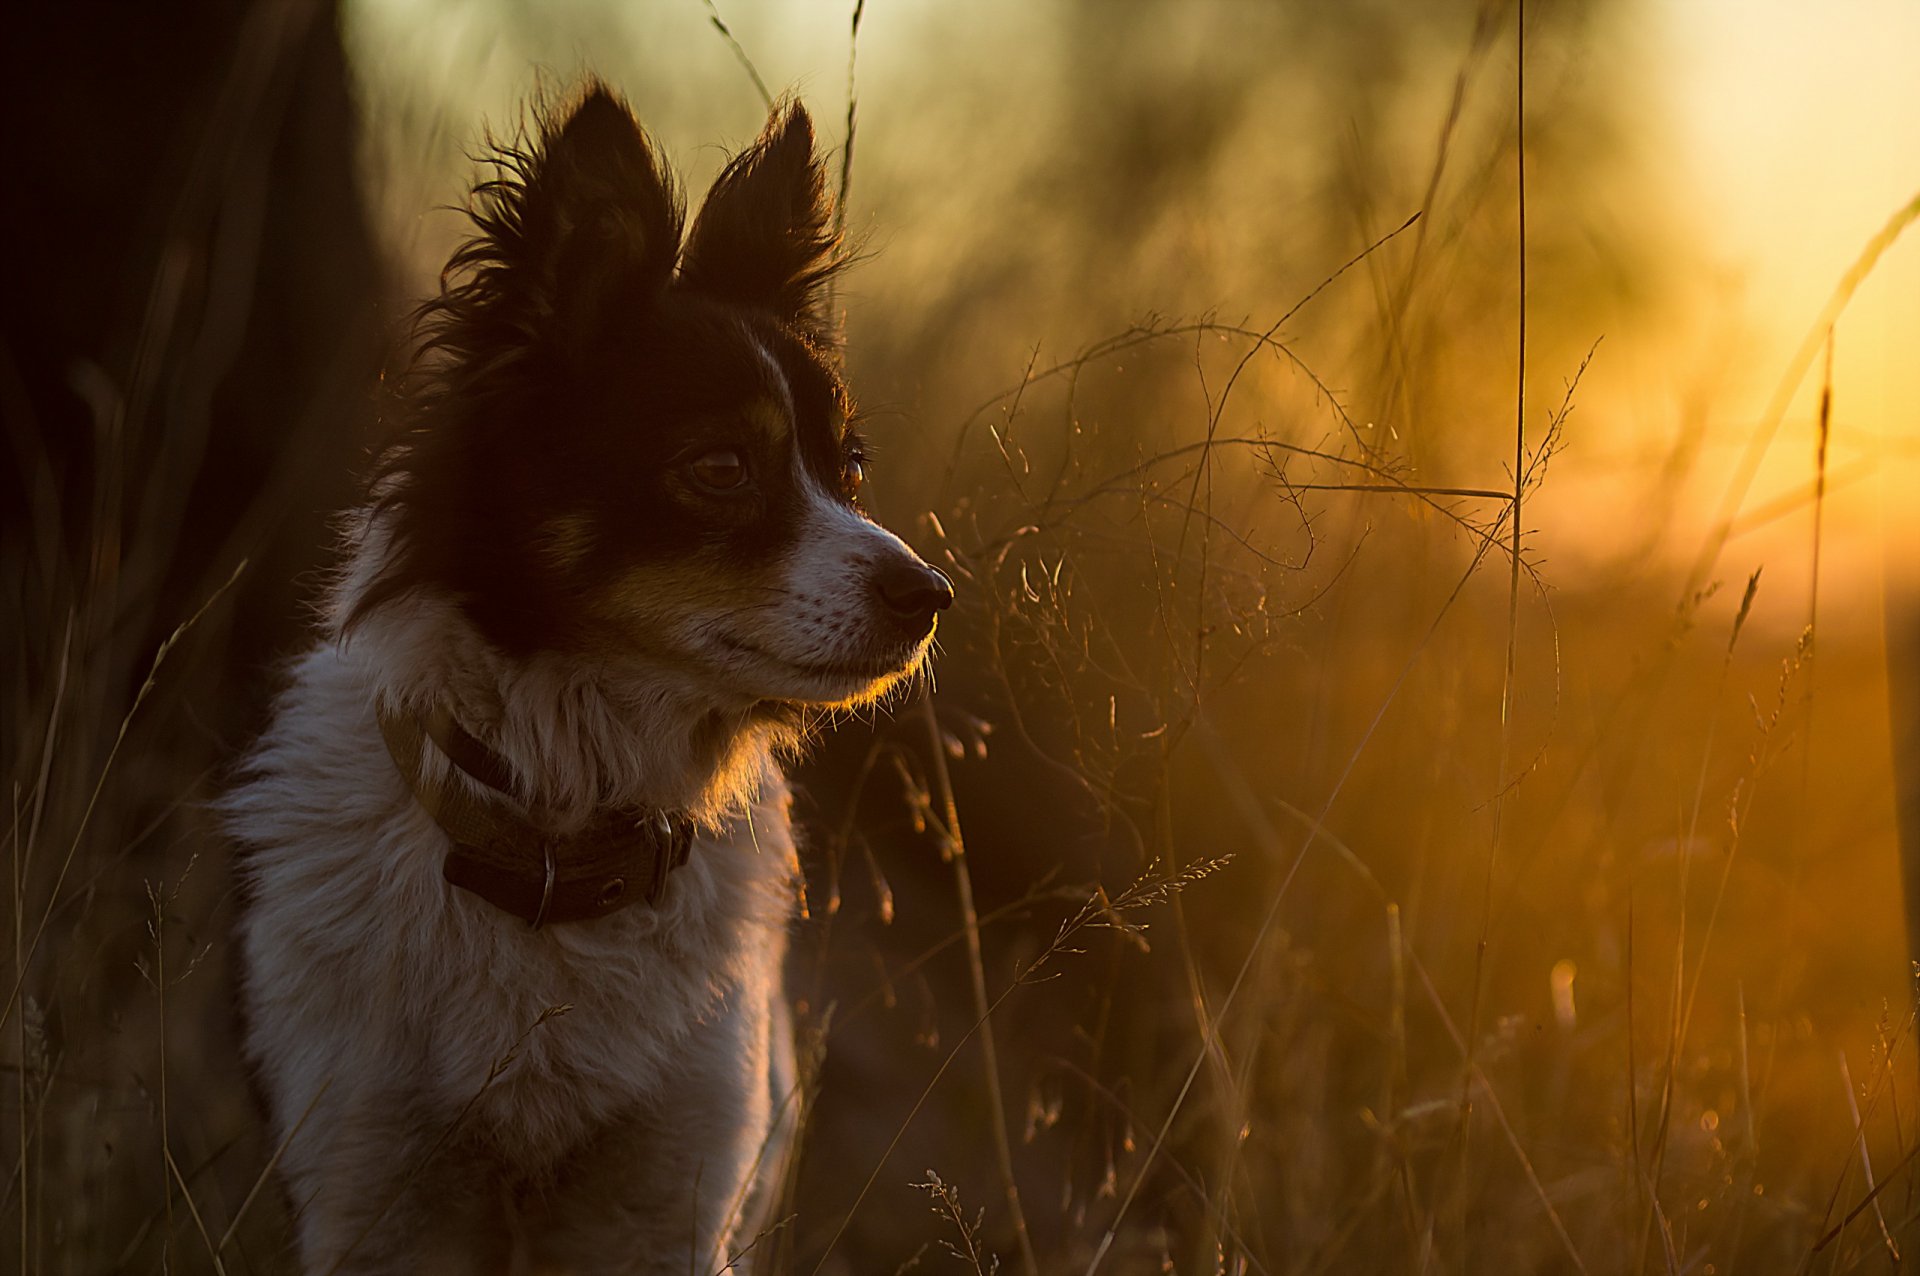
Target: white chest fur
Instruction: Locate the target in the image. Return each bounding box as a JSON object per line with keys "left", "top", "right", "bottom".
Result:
{"left": 227, "top": 636, "right": 799, "bottom": 1170}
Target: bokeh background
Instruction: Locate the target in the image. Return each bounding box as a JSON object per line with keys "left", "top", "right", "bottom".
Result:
{"left": 5, "top": 0, "right": 1919, "bottom": 1271}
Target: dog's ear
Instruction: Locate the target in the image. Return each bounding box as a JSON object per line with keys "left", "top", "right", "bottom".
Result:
{"left": 677, "top": 102, "right": 840, "bottom": 334}
{"left": 515, "top": 86, "right": 683, "bottom": 337}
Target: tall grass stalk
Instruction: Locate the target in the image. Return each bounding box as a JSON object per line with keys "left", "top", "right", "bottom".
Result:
{"left": 1087, "top": 524, "right": 1512, "bottom": 1274}
{"left": 1637, "top": 569, "right": 1761, "bottom": 1270}
{"left": 2, "top": 560, "right": 245, "bottom": 1036}
{"left": 698, "top": 0, "right": 773, "bottom": 110}
{"left": 1454, "top": 6, "right": 1529, "bottom": 1265}
{"left": 1685, "top": 190, "right": 1920, "bottom": 595}
{"left": 1839, "top": 1049, "right": 1900, "bottom": 1261}
{"left": 810, "top": 860, "right": 1223, "bottom": 1275}
{"left": 916, "top": 691, "right": 1039, "bottom": 1276}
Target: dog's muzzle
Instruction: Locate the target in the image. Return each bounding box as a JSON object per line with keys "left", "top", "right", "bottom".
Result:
{"left": 872, "top": 559, "right": 953, "bottom": 640}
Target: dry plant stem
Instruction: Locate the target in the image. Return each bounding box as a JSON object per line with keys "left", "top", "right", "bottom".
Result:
{"left": 799, "top": 734, "right": 887, "bottom": 1014}
{"left": 1810, "top": 1140, "right": 1920, "bottom": 1259}
{"left": 1170, "top": 211, "right": 1421, "bottom": 570}
{"left": 8, "top": 795, "right": 18, "bottom": 1276}
{"left": 1624, "top": 887, "right": 1639, "bottom": 1270}
{"left": 917, "top": 691, "right": 1038, "bottom": 1276}
{"left": 1385, "top": 902, "right": 1419, "bottom": 1246}
{"left": 699, "top": 0, "right": 773, "bottom": 109}
{"left": 809, "top": 864, "right": 1225, "bottom": 1274}
{"left": 917, "top": 1173, "right": 1000, "bottom": 1276}
{"left": 1052, "top": 429, "right": 1515, "bottom": 559}
{"left": 0, "top": 560, "right": 246, "bottom": 1035}
{"left": 1635, "top": 573, "right": 1758, "bottom": 1267}
{"left": 164, "top": 1146, "right": 226, "bottom": 1276}
{"left": 1838, "top": 1051, "right": 1899, "bottom": 1262}
{"left": 218, "top": 1078, "right": 333, "bottom": 1255}
{"left": 1810, "top": 329, "right": 1833, "bottom": 659}
{"left": 835, "top": 0, "right": 863, "bottom": 244}
{"left": 1373, "top": 0, "right": 1504, "bottom": 451}
{"left": 838, "top": 879, "right": 1087, "bottom": 1027}
{"left": 942, "top": 266, "right": 1426, "bottom": 512}
{"left": 1407, "top": 963, "right": 1588, "bottom": 1274}
{"left": 1194, "top": 720, "right": 1587, "bottom": 1274}
{"left": 710, "top": 1081, "right": 805, "bottom": 1274}
{"left": 1047, "top": 1059, "right": 1272, "bottom": 1274}
{"left": 1787, "top": 328, "right": 1833, "bottom": 963}
{"left": 1724, "top": 983, "right": 1758, "bottom": 1258}
{"left": 769, "top": 1025, "right": 827, "bottom": 1276}
{"left": 1456, "top": 3, "right": 1527, "bottom": 1259}
{"left": 1156, "top": 736, "right": 1242, "bottom": 1274}
{"left": 154, "top": 883, "right": 175, "bottom": 1268}
{"left": 16, "top": 616, "right": 72, "bottom": 896}
{"left": 1086, "top": 532, "right": 1517, "bottom": 1276}
{"left": 1356, "top": 7, "right": 1478, "bottom": 393}
{"left": 4, "top": 617, "right": 70, "bottom": 1266}
{"left": 1727, "top": 456, "right": 1875, "bottom": 539}
{"left": 809, "top": 985, "right": 999, "bottom": 1275}
{"left": 1807, "top": 1013, "right": 1920, "bottom": 1260}
{"left": 823, "top": 0, "right": 863, "bottom": 346}
{"left": 1636, "top": 850, "right": 1685, "bottom": 1274}
{"left": 1684, "top": 188, "right": 1920, "bottom": 596}
{"left": 1806, "top": 1012, "right": 1918, "bottom": 1260}
{"left": 6, "top": 731, "right": 47, "bottom": 1271}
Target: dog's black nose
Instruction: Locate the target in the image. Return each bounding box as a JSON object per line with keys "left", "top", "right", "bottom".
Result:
{"left": 873, "top": 558, "right": 954, "bottom": 634}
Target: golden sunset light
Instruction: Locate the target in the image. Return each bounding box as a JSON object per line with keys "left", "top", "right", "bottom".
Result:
{"left": 6, "top": 2, "right": 1919, "bottom": 1271}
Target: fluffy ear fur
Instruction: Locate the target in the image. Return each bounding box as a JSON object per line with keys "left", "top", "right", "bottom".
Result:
{"left": 531, "top": 88, "right": 682, "bottom": 328}
{"left": 677, "top": 102, "right": 841, "bottom": 335}
{"left": 446, "top": 84, "right": 684, "bottom": 353}
{"left": 350, "top": 86, "right": 683, "bottom": 634}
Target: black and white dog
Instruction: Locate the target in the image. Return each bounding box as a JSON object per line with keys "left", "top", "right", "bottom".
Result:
{"left": 225, "top": 83, "right": 949, "bottom": 1273}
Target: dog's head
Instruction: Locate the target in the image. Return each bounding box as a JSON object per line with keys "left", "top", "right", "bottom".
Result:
{"left": 359, "top": 85, "right": 950, "bottom": 714}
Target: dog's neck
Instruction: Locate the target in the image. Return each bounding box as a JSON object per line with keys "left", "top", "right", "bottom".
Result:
{"left": 331, "top": 519, "right": 788, "bottom": 825}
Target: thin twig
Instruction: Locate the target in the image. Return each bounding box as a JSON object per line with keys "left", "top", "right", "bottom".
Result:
{"left": 218, "top": 1078, "right": 334, "bottom": 1254}
{"left": 699, "top": 0, "right": 774, "bottom": 109}
{"left": 164, "top": 1146, "right": 227, "bottom": 1276}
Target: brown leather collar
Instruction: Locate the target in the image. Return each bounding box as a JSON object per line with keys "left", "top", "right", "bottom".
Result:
{"left": 377, "top": 701, "right": 694, "bottom": 928}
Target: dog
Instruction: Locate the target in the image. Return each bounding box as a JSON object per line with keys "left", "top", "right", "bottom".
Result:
{"left": 223, "top": 82, "right": 951, "bottom": 1274}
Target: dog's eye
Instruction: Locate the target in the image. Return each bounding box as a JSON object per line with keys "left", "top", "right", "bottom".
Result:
{"left": 844, "top": 457, "right": 865, "bottom": 494}
{"left": 690, "top": 449, "right": 749, "bottom": 492}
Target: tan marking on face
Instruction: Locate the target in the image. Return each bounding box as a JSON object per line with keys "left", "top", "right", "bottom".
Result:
{"left": 589, "top": 555, "right": 786, "bottom": 636}
{"left": 744, "top": 396, "right": 791, "bottom": 446}
{"left": 537, "top": 513, "right": 596, "bottom": 569}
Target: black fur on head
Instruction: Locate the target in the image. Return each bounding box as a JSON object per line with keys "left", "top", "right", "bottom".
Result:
{"left": 352, "top": 82, "right": 854, "bottom": 652}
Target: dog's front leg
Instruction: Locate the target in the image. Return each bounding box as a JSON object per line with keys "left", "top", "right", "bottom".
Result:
{"left": 533, "top": 980, "right": 793, "bottom": 1275}
{"left": 286, "top": 1092, "right": 512, "bottom": 1276}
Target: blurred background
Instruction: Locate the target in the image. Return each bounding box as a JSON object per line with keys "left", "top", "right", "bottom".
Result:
{"left": 4, "top": 0, "right": 1918, "bottom": 1271}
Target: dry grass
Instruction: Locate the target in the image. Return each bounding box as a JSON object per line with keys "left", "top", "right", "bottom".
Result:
{"left": 5, "top": 1, "right": 1920, "bottom": 1273}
